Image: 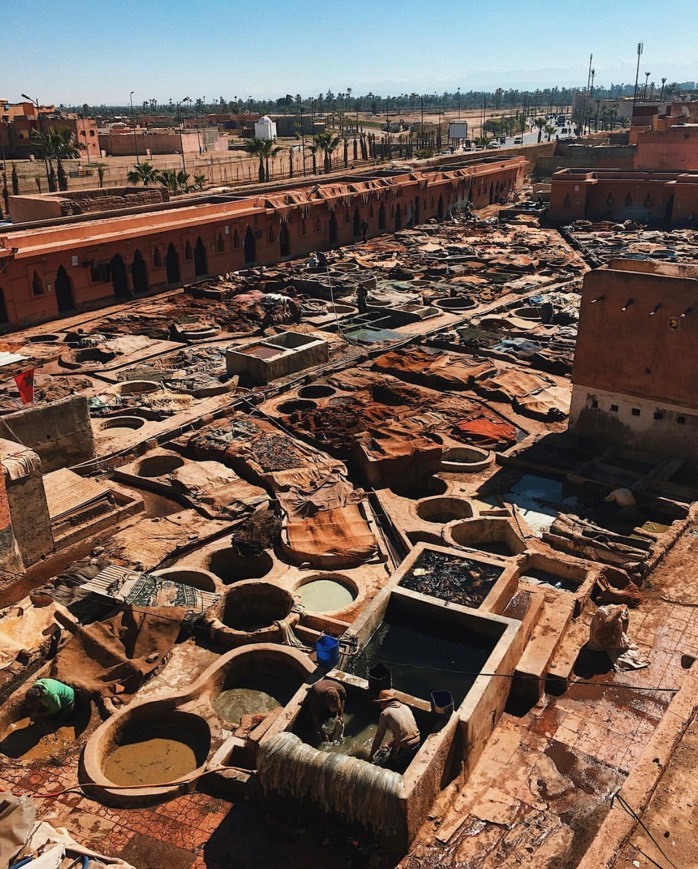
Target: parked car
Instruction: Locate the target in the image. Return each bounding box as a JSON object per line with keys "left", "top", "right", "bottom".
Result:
{"left": 514, "top": 136, "right": 523, "bottom": 144}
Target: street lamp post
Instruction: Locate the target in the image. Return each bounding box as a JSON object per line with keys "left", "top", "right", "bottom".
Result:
{"left": 129, "top": 91, "right": 140, "bottom": 164}
{"left": 176, "top": 97, "right": 190, "bottom": 172}
{"left": 297, "top": 95, "right": 306, "bottom": 176}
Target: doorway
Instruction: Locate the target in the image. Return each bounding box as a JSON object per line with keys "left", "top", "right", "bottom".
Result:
{"left": 280, "top": 222, "right": 291, "bottom": 257}
{"left": 165, "top": 243, "right": 180, "bottom": 285}
{"left": 110, "top": 254, "right": 129, "bottom": 298}
{"left": 244, "top": 227, "right": 256, "bottom": 264}
{"left": 132, "top": 250, "right": 148, "bottom": 294}
{"left": 194, "top": 237, "right": 208, "bottom": 277}
{"left": 55, "top": 266, "right": 74, "bottom": 312}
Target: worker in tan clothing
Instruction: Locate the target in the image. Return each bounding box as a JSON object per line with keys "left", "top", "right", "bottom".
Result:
{"left": 369, "top": 689, "right": 420, "bottom": 772}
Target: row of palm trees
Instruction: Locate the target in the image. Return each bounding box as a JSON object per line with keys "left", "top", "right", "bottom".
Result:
{"left": 126, "top": 162, "right": 206, "bottom": 194}
{"left": 242, "top": 130, "right": 347, "bottom": 183}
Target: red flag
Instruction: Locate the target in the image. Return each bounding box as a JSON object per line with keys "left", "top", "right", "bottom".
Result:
{"left": 14, "top": 368, "right": 34, "bottom": 405}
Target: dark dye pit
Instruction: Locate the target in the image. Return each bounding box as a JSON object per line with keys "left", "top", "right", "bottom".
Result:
{"left": 401, "top": 550, "right": 503, "bottom": 608}
{"left": 350, "top": 619, "right": 494, "bottom": 706}
{"left": 520, "top": 568, "right": 579, "bottom": 593}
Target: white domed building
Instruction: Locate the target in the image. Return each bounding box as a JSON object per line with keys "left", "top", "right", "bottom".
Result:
{"left": 254, "top": 115, "right": 277, "bottom": 141}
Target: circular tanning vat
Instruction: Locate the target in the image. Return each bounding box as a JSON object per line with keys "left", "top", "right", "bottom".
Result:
{"left": 390, "top": 476, "right": 449, "bottom": 499}
{"left": 117, "top": 380, "right": 161, "bottom": 396}
{"left": 205, "top": 548, "right": 274, "bottom": 585}
{"left": 414, "top": 496, "right": 474, "bottom": 524}
{"left": 210, "top": 582, "right": 297, "bottom": 648}
{"left": 297, "top": 384, "right": 337, "bottom": 399}
{"left": 175, "top": 323, "right": 220, "bottom": 340}
{"left": 445, "top": 517, "right": 525, "bottom": 558}
{"left": 276, "top": 399, "right": 317, "bottom": 415}
{"left": 331, "top": 262, "right": 359, "bottom": 273}
{"left": 59, "top": 347, "right": 116, "bottom": 369}
{"left": 440, "top": 446, "right": 493, "bottom": 473}
{"left": 136, "top": 454, "right": 185, "bottom": 478}
{"left": 295, "top": 573, "right": 358, "bottom": 614}
{"left": 511, "top": 306, "right": 542, "bottom": 321}
{"left": 27, "top": 333, "right": 61, "bottom": 344}
{"left": 99, "top": 416, "right": 146, "bottom": 432}
{"left": 84, "top": 708, "right": 211, "bottom": 804}
{"left": 433, "top": 297, "right": 477, "bottom": 311}
{"left": 152, "top": 567, "right": 220, "bottom": 593}
{"left": 212, "top": 649, "right": 307, "bottom": 725}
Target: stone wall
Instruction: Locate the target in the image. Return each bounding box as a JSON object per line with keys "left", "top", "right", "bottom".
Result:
{"left": 1, "top": 396, "right": 96, "bottom": 472}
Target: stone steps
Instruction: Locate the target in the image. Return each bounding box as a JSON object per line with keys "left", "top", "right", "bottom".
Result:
{"left": 512, "top": 593, "right": 575, "bottom": 704}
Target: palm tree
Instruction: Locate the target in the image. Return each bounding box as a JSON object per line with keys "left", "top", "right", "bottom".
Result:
{"left": 158, "top": 169, "right": 189, "bottom": 195}
{"left": 243, "top": 137, "right": 268, "bottom": 182}
{"left": 176, "top": 170, "right": 193, "bottom": 192}
{"left": 308, "top": 143, "right": 318, "bottom": 175}
{"left": 193, "top": 174, "right": 206, "bottom": 191}
{"left": 261, "top": 139, "right": 282, "bottom": 182}
{"left": 92, "top": 162, "right": 107, "bottom": 188}
{"left": 313, "top": 131, "right": 341, "bottom": 173}
{"left": 31, "top": 130, "right": 58, "bottom": 192}
{"left": 533, "top": 116, "right": 546, "bottom": 143}
{"left": 46, "top": 127, "right": 80, "bottom": 191}
{"left": 544, "top": 123, "right": 556, "bottom": 142}
{"left": 127, "top": 161, "right": 160, "bottom": 186}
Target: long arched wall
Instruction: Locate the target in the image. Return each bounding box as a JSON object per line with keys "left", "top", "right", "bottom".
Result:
{"left": 0, "top": 159, "right": 525, "bottom": 328}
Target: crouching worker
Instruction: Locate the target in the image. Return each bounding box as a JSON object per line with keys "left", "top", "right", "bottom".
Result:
{"left": 25, "top": 678, "right": 75, "bottom": 722}
{"left": 308, "top": 677, "right": 346, "bottom": 743}
{"left": 369, "top": 689, "right": 420, "bottom": 773}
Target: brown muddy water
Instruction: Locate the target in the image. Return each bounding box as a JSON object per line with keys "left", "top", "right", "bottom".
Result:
{"left": 0, "top": 716, "right": 77, "bottom": 762}
{"left": 104, "top": 725, "right": 203, "bottom": 786}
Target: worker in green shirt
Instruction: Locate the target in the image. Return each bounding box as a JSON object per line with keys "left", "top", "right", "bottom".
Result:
{"left": 25, "top": 678, "right": 76, "bottom": 721}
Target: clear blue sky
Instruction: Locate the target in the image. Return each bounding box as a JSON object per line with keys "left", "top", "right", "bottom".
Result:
{"left": 4, "top": 0, "right": 697, "bottom": 105}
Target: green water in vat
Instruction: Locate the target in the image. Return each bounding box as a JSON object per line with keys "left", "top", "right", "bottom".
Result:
{"left": 213, "top": 673, "right": 299, "bottom": 724}
{"left": 319, "top": 706, "right": 378, "bottom": 760}
{"left": 298, "top": 579, "right": 355, "bottom": 612}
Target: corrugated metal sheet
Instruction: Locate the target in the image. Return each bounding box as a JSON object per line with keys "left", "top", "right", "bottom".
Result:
{"left": 43, "top": 468, "right": 111, "bottom": 521}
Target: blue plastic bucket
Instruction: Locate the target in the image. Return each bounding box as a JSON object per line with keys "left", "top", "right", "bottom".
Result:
{"left": 316, "top": 634, "right": 340, "bottom": 668}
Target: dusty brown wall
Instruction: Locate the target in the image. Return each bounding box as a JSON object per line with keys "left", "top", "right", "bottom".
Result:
{"left": 572, "top": 267, "right": 698, "bottom": 408}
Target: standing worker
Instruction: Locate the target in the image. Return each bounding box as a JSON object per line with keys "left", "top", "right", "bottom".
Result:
{"left": 369, "top": 689, "right": 420, "bottom": 772}
{"left": 356, "top": 284, "right": 369, "bottom": 314}
{"left": 25, "top": 679, "right": 75, "bottom": 722}
{"left": 360, "top": 219, "right": 370, "bottom": 243}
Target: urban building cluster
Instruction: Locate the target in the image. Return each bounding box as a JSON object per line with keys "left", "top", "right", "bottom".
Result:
{"left": 0, "top": 84, "right": 696, "bottom": 869}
